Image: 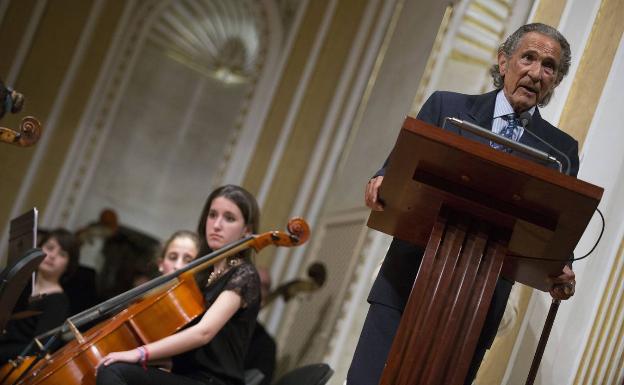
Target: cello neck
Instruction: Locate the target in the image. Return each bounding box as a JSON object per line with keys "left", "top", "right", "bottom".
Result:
{"left": 35, "top": 236, "right": 255, "bottom": 342}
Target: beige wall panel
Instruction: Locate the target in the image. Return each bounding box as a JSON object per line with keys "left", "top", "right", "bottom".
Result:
{"left": 243, "top": 0, "right": 329, "bottom": 196}
{"left": 0, "top": 0, "right": 37, "bottom": 75}
{"left": 0, "top": 0, "right": 39, "bottom": 230}
{"left": 574, "top": 237, "right": 624, "bottom": 385}
{"left": 0, "top": 142, "right": 31, "bottom": 228}
{"left": 559, "top": 0, "right": 624, "bottom": 149}
{"left": 476, "top": 285, "right": 533, "bottom": 384}
{"left": 258, "top": 0, "right": 367, "bottom": 255}
{"left": 530, "top": 0, "right": 566, "bottom": 26}
{"left": 26, "top": 1, "right": 126, "bottom": 220}
{"left": 0, "top": 0, "right": 92, "bottom": 228}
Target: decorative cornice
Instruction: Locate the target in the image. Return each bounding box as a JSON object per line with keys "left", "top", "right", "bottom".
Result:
{"left": 149, "top": 0, "right": 264, "bottom": 84}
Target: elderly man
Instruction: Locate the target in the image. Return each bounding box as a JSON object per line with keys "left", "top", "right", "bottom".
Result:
{"left": 347, "top": 23, "right": 577, "bottom": 385}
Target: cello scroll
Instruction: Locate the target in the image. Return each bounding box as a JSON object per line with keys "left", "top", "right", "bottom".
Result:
{"left": 0, "top": 116, "right": 42, "bottom": 147}
{"left": 251, "top": 217, "right": 310, "bottom": 251}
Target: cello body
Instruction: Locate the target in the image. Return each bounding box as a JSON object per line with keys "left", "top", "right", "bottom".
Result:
{"left": 10, "top": 273, "right": 203, "bottom": 385}
{"left": 0, "top": 356, "right": 36, "bottom": 385}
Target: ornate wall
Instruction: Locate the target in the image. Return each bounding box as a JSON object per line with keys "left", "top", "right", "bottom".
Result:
{"left": 0, "top": 0, "right": 297, "bottom": 254}
{"left": 2, "top": 1, "right": 623, "bottom": 384}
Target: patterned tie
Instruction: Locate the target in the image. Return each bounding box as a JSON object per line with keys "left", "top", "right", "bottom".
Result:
{"left": 490, "top": 114, "right": 518, "bottom": 152}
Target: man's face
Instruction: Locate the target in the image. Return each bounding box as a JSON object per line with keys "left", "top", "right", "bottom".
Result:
{"left": 498, "top": 32, "right": 562, "bottom": 112}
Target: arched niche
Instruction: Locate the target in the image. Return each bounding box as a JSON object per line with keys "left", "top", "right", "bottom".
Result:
{"left": 48, "top": 0, "right": 300, "bottom": 241}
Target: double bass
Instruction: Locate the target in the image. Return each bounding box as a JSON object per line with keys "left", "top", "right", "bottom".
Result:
{"left": 1, "top": 218, "right": 310, "bottom": 385}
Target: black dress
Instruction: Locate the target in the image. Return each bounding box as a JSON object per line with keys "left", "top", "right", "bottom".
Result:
{"left": 173, "top": 262, "right": 261, "bottom": 384}
{"left": 97, "top": 262, "right": 261, "bottom": 385}
{"left": 0, "top": 292, "right": 70, "bottom": 363}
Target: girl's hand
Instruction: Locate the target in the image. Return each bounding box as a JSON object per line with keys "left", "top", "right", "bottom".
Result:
{"left": 97, "top": 349, "right": 141, "bottom": 368}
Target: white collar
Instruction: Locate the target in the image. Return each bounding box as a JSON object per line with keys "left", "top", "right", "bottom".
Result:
{"left": 494, "top": 89, "right": 536, "bottom": 119}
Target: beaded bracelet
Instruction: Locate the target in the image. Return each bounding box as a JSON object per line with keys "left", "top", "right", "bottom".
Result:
{"left": 144, "top": 346, "right": 150, "bottom": 367}
{"left": 136, "top": 346, "right": 148, "bottom": 370}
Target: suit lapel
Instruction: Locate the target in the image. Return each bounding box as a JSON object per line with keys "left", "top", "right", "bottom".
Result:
{"left": 457, "top": 90, "right": 497, "bottom": 146}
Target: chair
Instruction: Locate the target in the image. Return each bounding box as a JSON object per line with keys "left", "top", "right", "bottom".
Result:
{"left": 244, "top": 368, "right": 265, "bottom": 385}
{"left": 273, "top": 363, "right": 333, "bottom": 385}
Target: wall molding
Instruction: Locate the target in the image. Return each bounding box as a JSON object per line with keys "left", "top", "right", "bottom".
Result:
{"left": 272, "top": 208, "right": 370, "bottom": 367}
{"left": 43, "top": 0, "right": 277, "bottom": 231}
{"left": 255, "top": 0, "right": 338, "bottom": 208}
{"left": 0, "top": 0, "right": 10, "bottom": 29}
{"left": 265, "top": 0, "right": 396, "bottom": 334}
{"left": 324, "top": 229, "right": 390, "bottom": 374}
{"left": 218, "top": 0, "right": 299, "bottom": 186}
{"left": 42, "top": 0, "right": 149, "bottom": 228}
{"left": 0, "top": 0, "right": 96, "bottom": 252}
{"left": 5, "top": 0, "right": 46, "bottom": 85}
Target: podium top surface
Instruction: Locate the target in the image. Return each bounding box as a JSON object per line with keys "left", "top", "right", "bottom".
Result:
{"left": 368, "top": 117, "right": 603, "bottom": 290}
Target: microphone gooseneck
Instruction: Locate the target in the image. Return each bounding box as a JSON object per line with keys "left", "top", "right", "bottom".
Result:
{"left": 517, "top": 112, "right": 571, "bottom": 175}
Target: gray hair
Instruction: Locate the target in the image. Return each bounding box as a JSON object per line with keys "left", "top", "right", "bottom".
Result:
{"left": 489, "top": 23, "right": 571, "bottom": 106}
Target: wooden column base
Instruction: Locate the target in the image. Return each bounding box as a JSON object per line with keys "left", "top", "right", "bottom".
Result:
{"left": 380, "top": 208, "right": 507, "bottom": 385}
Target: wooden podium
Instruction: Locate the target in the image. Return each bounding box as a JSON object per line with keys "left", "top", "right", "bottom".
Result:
{"left": 368, "top": 117, "right": 603, "bottom": 385}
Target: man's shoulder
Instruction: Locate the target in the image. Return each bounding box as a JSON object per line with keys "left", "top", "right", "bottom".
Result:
{"left": 429, "top": 90, "right": 475, "bottom": 102}
{"left": 418, "top": 90, "right": 497, "bottom": 126}
{"left": 534, "top": 111, "right": 578, "bottom": 146}
{"left": 427, "top": 90, "right": 494, "bottom": 109}
{"left": 430, "top": 89, "right": 492, "bottom": 98}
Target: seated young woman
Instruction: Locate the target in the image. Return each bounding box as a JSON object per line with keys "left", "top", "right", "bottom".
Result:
{"left": 158, "top": 230, "right": 200, "bottom": 276}
{"left": 0, "top": 229, "right": 80, "bottom": 363}
{"left": 97, "top": 185, "right": 261, "bottom": 385}
{"left": 132, "top": 230, "right": 201, "bottom": 287}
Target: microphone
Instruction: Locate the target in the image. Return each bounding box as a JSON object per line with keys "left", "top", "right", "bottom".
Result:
{"left": 519, "top": 111, "right": 531, "bottom": 129}
{"left": 518, "top": 111, "right": 571, "bottom": 175}
{"left": 445, "top": 117, "right": 560, "bottom": 166}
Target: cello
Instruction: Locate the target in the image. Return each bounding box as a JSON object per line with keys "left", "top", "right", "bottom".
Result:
{"left": 1, "top": 218, "right": 310, "bottom": 385}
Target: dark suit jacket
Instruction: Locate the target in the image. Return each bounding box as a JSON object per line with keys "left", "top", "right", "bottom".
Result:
{"left": 368, "top": 90, "right": 580, "bottom": 348}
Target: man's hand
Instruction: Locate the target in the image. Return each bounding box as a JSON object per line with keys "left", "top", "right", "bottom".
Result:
{"left": 365, "top": 176, "right": 384, "bottom": 211}
{"left": 548, "top": 265, "right": 576, "bottom": 300}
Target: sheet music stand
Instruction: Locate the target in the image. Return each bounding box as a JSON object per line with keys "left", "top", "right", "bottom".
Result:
{"left": 0, "top": 209, "right": 45, "bottom": 331}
